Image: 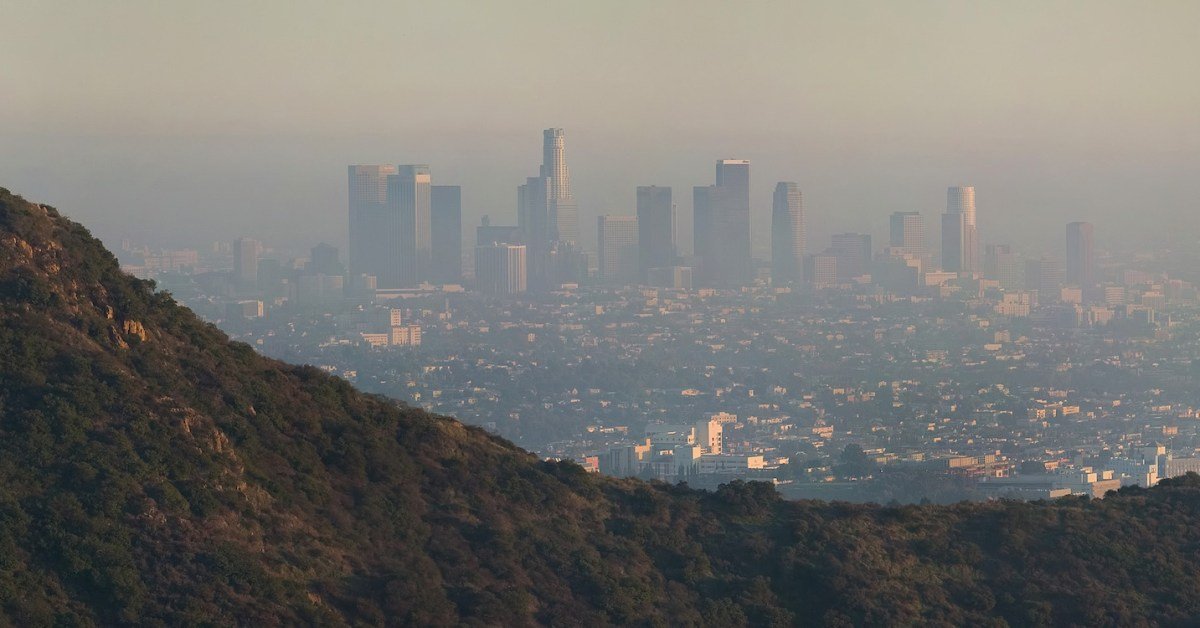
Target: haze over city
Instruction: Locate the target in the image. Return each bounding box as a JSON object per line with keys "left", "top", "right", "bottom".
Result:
{"left": 4, "top": 0, "right": 1199, "bottom": 255}
{"left": 11, "top": 1, "right": 1200, "bottom": 623}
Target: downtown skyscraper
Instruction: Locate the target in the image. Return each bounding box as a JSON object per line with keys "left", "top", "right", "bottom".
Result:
{"left": 889, "top": 211, "right": 924, "bottom": 254}
{"left": 941, "top": 186, "right": 979, "bottom": 273}
{"left": 770, "top": 182, "right": 804, "bottom": 283}
{"left": 887, "top": 210, "right": 928, "bottom": 275}
{"left": 636, "top": 186, "right": 675, "bottom": 279}
{"left": 431, "top": 185, "right": 462, "bottom": 284}
{"left": 232, "top": 237, "right": 260, "bottom": 288}
{"left": 694, "top": 159, "right": 752, "bottom": 285}
{"left": 597, "top": 215, "right": 640, "bottom": 284}
{"left": 347, "top": 164, "right": 435, "bottom": 290}
{"left": 347, "top": 164, "right": 398, "bottom": 285}
{"left": 1066, "top": 221, "right": 1095, "bottom": 288}
{"left": 519, "top": 128, "right": 585, "bottom": 288}
{"left": 830, "top": 232, "right": 872, "bottom": 278}
{"left": 984, "top": 244, "right": 1022, "bottom": 290}
{"left": 385, "top": 165, "right": 432, "bottom": 288}
{"left": 540, "top": 128, "right": 579, "bottom": 245}
{"left": 475, "top": 243, "right": 527, "bottom": 295}
{"left": 1026, "top": 256, "right": 1066, "bottom": 301}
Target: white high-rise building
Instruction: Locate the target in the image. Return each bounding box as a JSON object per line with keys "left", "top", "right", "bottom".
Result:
{"left": 542, "top": 129, "right": 570, "bottom": 203}
{"left": 475, "top": 243, "right": 527, "bottom": 295}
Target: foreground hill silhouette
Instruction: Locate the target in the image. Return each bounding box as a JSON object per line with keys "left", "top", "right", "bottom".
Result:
{"left": 3, "top": 187, "right": 1200, "bottom": 625}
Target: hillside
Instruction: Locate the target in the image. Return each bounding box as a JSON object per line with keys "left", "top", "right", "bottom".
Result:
{"left": 2, "top": 187, "right": 1200, "bottom": 626}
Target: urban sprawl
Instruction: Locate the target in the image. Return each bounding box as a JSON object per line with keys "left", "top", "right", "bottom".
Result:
{"left": 117, "top": 129, "right": 1200, "bottom": 503}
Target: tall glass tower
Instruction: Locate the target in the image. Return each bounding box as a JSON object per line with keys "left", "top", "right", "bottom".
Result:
{"left": 347, "top": 164, "right": 399, "bottom": 287}
{"left": 636, "top": 185, "right": 675, "bottom": 278}
{"left": 385, "top": 165, "right": 432, "bottom": 288}
{"left": 771, "top": 182, "right": 804, "bottom": 283}
{"left": 943, "top": 186, "right": 978, "bottom": 273}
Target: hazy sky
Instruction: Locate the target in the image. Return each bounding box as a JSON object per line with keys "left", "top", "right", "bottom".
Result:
{"left": 3, "top": 0, "right": 1198, "bottom": 258}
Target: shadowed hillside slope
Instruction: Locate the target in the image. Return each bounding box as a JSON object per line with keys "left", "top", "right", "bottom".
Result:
{"left": 3, "top": 187, "right": 1200, "bottom": 626}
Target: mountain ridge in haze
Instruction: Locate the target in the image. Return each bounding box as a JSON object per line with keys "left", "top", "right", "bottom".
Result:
{"left": 2, "top": 186, "right": 1200, "bottom": 626}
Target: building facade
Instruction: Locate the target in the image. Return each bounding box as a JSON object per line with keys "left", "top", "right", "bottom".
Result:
{"left": 889, "top": 211, "right": 924, "bottom": 255}
{"left": 771, "top": 182, "right": 804, "bottom": 283}
{"left": 431, "top": 185, "right": 463, "bottom": 284}
{"left": 636, "top": 186, "right": 675, "bottom": 279}
{"left": 518, "top": 129, "right": 584, "bottom": 288}
{"left": 942, "top": 186, "right": 978, "bottom": 273}
{"left": 830, "top": 232, "right": 872, "bottom": 279}
{"left": 1066, "top": 221, "right": 1095, "bottom": 288}
{"left": 233, "top": 237, "right": 259, "bottom": 287}
{"left": 475, "top": 243, "right": 527, "bottom": 295}
{"left": 347, "top": 165, "right": 399, "bottom": 284}
{"left": 695, "top": 160, "right": 752, "bottom": 286}
{"left": 598, "top": 215, "right": 640, "bottom": 284}
{"left": 384, "top": 165, "right": 432, "bottom": 288}
{"left": 1026, "top": 256, "right": 1066, "bottom": 301}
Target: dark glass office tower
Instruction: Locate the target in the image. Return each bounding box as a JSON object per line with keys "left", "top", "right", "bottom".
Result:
{"left": 771, "top": 182, "right": 804, "bottom": 283}
{"left": 347, "top": 164, "right": 398, "bottom": 284}
{"left": 384, "top": 165, "right": 432, "bottom": 288}
{"left": 1066, "top": 221, "right": 1095, "bottom": 287}
{"left": 431, "top": 185, "right": 462, "bottom": 284}
{"left": 695, "top": 159, "right": 752, "bottom": 285}
{"left": 636, "top": 185, "right": 675, "bottom": 278}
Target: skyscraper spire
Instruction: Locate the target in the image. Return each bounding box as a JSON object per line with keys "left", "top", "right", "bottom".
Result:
{"left": 519, "top": 128, "right": 584, "bottom": 289}
{"left": 542, "top": 128, "right": 570, "bottom": 202}
{"left": 542, "top": 128, "right": 579, "bottom": 245}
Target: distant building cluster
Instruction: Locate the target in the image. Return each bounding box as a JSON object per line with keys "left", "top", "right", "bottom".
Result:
{"left": 352, "top": 308, "right": 423, "bottom": 348}
{"left": 125, "top": 127, "right": 1111, "bottom": 317}
{"left": 347, "top": 164, "right": 461, "bottom": 289}
{"left": 113, "top": 125, "right": 1200, "bottom": 504}
{"left": 587, "top": 414, "right": 771, "bottom": 483}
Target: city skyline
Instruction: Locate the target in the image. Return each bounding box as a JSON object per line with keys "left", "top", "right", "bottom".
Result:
{"left": 102, "top": 120, "right": 1140, "bottom": 281}
{"left": 339, "top": 132, "right": 1118, "bottom": 293}
{"left": 7, "top": 2, "right": 1200, "bottom": 620}
{"left": 336, "top": 138, "right": 1115, "bottom": 295}
{"left": 5, "top": 2, "right": 1197, "bottom": 255}
{"left": 118, "top": 186, "right": 1186, "bottom": 500}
